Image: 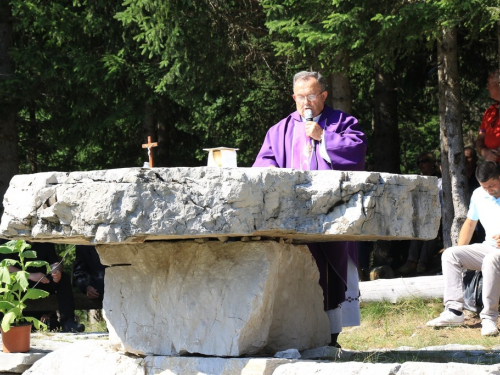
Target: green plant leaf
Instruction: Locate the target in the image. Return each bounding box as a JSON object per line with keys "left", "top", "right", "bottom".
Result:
{"left": 24, "top": 316, "right": 46, "bottom": 331}
{"left": 22, "top": 250, "right": 38, "bottom": 259}
{"left": 21, "top": 288, "right": 50, "bottom": 301}
{"left": 0, "top": 301, "right": 15, "bottom": 311}
{"left": 1, "top": 259, "right": 20, "bottom": 268}
{"left": 14, "top": 271, "right": 30, "bottom": 291}
{"left": 0, "top": 246, "right": 16, "bottom": 254}
{"left": 0, "top": 267, "right": 12, "bottom": 284}
{"left": 25, "top": 260, "right": 50, "bottom": 269}
{"left": 1, "top": 311, "right": 17, "bottom": 332}
{"left": 18, "top": 241, "right": 32, "bottom": 252}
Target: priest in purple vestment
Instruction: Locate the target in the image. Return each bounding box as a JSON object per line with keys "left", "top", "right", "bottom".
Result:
{"left": 253, "top": 71, "right": 367, "bottom": 347}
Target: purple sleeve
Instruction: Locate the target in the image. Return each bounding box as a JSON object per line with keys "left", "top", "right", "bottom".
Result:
{"left": 253, "top": 129, "right": 280, "bottom": 167}
{"left": 253, "top": 118, "right": 289, "bottom": 168}
{"left": 323, "top": 111, "right": 367, "bottom": 171}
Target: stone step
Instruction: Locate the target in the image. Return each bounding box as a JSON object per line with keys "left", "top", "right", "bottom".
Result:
{"left": 4, "top": 335, "right": 500, "bottom": 374}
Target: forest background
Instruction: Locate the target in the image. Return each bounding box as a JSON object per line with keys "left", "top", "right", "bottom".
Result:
{"left": 0, "top": 0, "right": 499, "bottom": 247}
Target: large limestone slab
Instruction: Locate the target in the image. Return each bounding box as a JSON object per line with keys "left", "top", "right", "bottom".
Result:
{"left": 398, "top": 362, "right": 500, "bottom": 375}
{"left": 0, "top": 350, "right": 46, "bottom": 373}
{"left": 24, "top": 341, "right": 144, "bottom": 375}
{"left": 98, "top": 240, "right": 330, "bottom": 357}
{"left": 272, "top": 362, "right": 401, "bottom": 375}
{"left": 142, "top": 356, "right": 293, "bottom": 375}
{"left": 0, "top": 167, "right": 440, "bottom": 244}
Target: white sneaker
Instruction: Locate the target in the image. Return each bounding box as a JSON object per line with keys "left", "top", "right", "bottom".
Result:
{"left": 426, "top": 310, "right": 464, "bottom": 327}
{"left": 481, "top": 319, "right": 499, "bottom": 336}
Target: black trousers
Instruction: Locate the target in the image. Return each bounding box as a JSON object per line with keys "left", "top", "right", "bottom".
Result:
{"left": 28, "top": 272, "right": 75, "bottom": 322}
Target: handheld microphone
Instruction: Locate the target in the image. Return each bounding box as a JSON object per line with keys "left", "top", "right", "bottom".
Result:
{"left": 304, "top": 109, "right": 313, "bottom": 121}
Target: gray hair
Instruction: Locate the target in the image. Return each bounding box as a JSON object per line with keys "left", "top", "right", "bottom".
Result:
{"left": 293, "top": 71, "right": 326, "bottom": 91}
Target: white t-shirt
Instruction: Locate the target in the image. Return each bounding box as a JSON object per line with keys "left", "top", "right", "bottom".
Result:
{"left": 468, "top": 186, "right": 500, "bottom": 247}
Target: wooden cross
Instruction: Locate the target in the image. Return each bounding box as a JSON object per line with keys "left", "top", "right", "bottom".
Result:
{"left": 142, "top": 136, "right": 158, "bottom": 167}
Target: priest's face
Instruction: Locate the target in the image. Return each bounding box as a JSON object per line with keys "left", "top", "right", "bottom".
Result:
{"left": 293, "top": 78, "right": 328, "bottom": 118}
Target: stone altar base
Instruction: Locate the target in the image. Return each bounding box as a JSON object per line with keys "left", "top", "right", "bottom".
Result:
{"left": 98, "top": 240, "right": 330, "bottom": 356}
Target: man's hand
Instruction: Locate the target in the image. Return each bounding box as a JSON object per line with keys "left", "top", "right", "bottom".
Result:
{"left": 86, "top": 285, "right": 100, "bottom": 299}
{"left": 29, "top": 272, "right": 49, "bottom": 284}
{"left": 50, "top": 262, "right": 62, "bottom": 283}
{"left": 482, "top": 148, "right": 499, "bottom": 162}
{"left": 492, "top": 234, "right": 500, "bottom": 248}
{"left": 305, "top": 121, "right": 323, "bottom": 141}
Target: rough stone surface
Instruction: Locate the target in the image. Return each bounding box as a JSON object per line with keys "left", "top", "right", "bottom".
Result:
{"left": 397, "top": 362, "right": 500, "bottom": 374}
{"left": 274, "top": 348, "right": 301, "bottom": 359}
{"left": 142, "top": 356, "right": 294, "bottom": 375}
{"left": 272, "top": 362, "right": 401, "bottom": 375}
{"left": 300, "top": 345, "right": 343, "bottom": 360}
{"left": 99, "top": 241, "right": 330, "bottom": 356}
{"left": 7, "top": 337, "right": 500, "bottom": 375}
{"left": 0, "top": 350, "right": 46, "bottom": 373}
{"left": 0, "top": 332, "right": 108, "bottom": 373}
{"left": 23, "top": 341, "right": 144, "bottom": 375}
{"left": 0, "top": 167, "right": 440, "bottom": 244}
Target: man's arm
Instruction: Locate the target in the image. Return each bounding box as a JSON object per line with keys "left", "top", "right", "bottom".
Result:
{"left": 7, "top": 265, "right": 49, "bottom": 284}
{"left": 476, "top": 132, "right": 498, "bottom": 161}
{"left": 457, "top": 218, "right": 478, "bottom": 246}
{"left": 320, "top": 112, "right": 367, "bottom": 170}
{"left": 253, "top": 123, "right": 284, "bottom": 168}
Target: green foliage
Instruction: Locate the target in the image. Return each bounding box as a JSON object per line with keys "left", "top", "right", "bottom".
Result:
{"left": 1, "top": 0, "right": 499, "bottom": 173}
{"left": 55, "top": 244, "right": 76, "bottom": 276}
{"left": 0, "top": 240, "right": 50, "bottom": 332}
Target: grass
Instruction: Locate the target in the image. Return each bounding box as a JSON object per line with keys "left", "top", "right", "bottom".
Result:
{"left": 75, "top": 310, "right": 108, "bottom": 333}
{"left": 340, "top": 298, "right": 500, "bottom": 351}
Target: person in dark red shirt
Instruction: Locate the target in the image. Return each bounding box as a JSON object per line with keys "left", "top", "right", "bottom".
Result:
{"left": 476, "top": 70, "right": 500, "bottom": 162}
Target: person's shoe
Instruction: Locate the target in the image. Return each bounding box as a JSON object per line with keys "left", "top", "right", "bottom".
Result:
{"left": 329, "top": 333, "right": 341, "bottom": 348}
{"left": 426, "top": 310, "right": 464, "bottom": 327}
{"left": 62, "top": 319, "right": 85, "bottom": 333}
{"left": 398, "top": 261, "right": 417, "bottom": 274}
{"left": 416, "top": 263, "right": 426, "bottom": 274}
{"left": 481, "top": 319, "right": 499, "bottom": 336}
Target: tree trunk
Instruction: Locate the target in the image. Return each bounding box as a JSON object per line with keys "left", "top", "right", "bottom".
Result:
{"left": 326, "top": 53, "right": 352, "bottom": 114}
{"left": 372, "top": 61, "right": 400, "bottom": 173}
{"left": 28, "top": 106, "right": 37, "bottom": 173}
{"left": 438, "top": 43, "right": 453, "bottom": 249}
{"left": 437, "top": 27, "right": 468, "bottom": 247}
{"left": 156, "top": 116, "right": 168, "bottom": 167}
{"left": 0, "top": 3, "right": 17, "bottom": 217}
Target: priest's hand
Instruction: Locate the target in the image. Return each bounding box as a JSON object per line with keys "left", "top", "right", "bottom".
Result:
{"left": 305, "top": 121, "right": 323, "bottom": 141}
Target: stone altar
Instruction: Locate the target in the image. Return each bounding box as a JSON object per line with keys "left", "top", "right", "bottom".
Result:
{"left": 0, "top": 167, "right": 440, "bottom": 357}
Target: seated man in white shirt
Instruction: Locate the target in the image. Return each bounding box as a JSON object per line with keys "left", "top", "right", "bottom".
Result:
{"left": 426, "top": 160, "right": 500, "bottom": 336}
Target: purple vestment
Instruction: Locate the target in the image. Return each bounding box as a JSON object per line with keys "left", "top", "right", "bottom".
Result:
{"left": 253, "top": 104, "right": 367, "bottom": 309}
